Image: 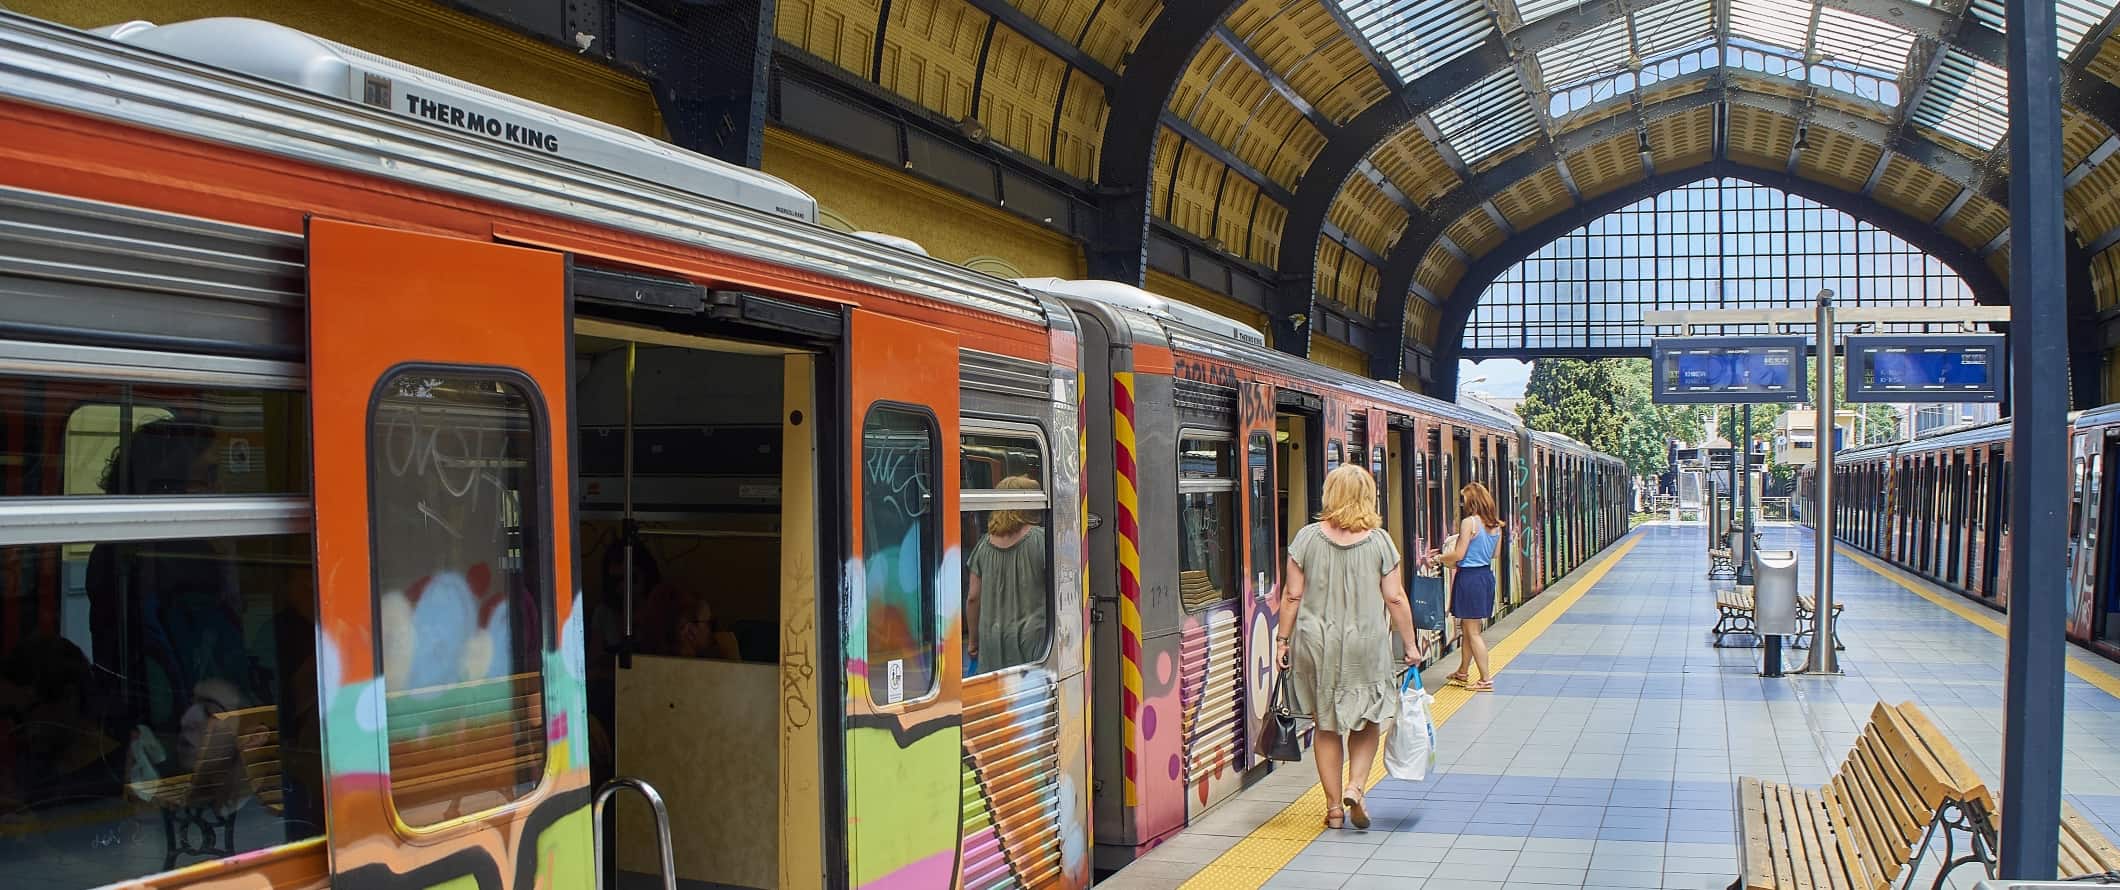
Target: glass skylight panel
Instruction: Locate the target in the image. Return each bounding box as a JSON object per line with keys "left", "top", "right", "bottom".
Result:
{"left": 1729, "top": 0, "right": 1811, "bottom": 52}
{"left": 1336, "top": 0, "right": 1496, "bottom": 82}
{"left": 1913, "top": 49, "right": 2009, "bottom": 149}
{"left": 1514, "top": 0, "right": 1587, "bottom": 27}
{"left": 1966, "top": 0, "right": 2004, "bottom": 33}
{"left": 1631, "top": 0, "right": 1716, "bottom": 60}
{"left": 1431, "top": 69, "right": 1540, "bottom": 165}
{"left": 1812, "top": 7, "right": 1914, "bottom": 76}
{"left": 1971, "top": 0, "right": 2105, "bottom": 55}
{"left": 2058, "top": 0, "right": 2112, "bottom": 56}
{"left": 1536, "top": 18, "right": 1631, "bottom": 89}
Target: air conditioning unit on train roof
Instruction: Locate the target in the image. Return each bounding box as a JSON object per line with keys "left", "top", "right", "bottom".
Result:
{"left": 1017, "top": 278, "right": 1267, "bottom": 347}
{"left": 97, "top": 17, "right": 818, "bottom": 225}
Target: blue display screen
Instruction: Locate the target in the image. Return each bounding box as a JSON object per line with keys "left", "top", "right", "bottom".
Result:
{"left": 1844, "top": 335, "right": 2005, "bottom": 403}
{"left": 1671, "top": 351, "right": 1794, "bottom": 390}
{"left": 1651, "top": 337, "right": 1808, "bottom": 404}
{"left": 1868, "top": 349, "right": 1992, "bottom": 388}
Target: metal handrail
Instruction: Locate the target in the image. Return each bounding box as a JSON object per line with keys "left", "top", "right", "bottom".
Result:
{"left": 593, "top": 776, "right": 677, "bottom": 890}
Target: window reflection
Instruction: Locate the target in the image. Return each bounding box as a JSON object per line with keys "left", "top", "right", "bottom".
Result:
{"left": 1179, "top": 436, "right": 1237, "bottom": 613}
{"left": 960, "top": 434, "right": 1050, "bottom": 676}
{"left": 862, "top": 408, "right": 937, "bottom": 705}
{"left": 369, "top": 373, "right": 546, "bottom": 826}
{"left": 0, "top": 536, "right": 322, "bottom": 883}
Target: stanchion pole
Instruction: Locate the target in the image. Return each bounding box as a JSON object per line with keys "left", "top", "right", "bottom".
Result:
{"left": 1737, "top": 404, "right": 1754, "bottom": 592}
{"left": 1803, "top": 293, "right": 1839, "bottom": 675}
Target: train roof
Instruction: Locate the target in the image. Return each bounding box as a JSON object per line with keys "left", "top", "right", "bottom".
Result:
{"left": 2077, "top": 402, "right": 2120, "bottom": 429}
{"left": 1021, "top": 279, "right": 1621, "bottom": 464}
{"left": 100, "top": 17, "right": 820, "bottom": 225}
{"left": 0, "top": 12, "right": 1051, "bottom": 325}
{"left": 1028, "top": 280, "right": 1517, "bottom": 425}
{"left": 1015, "top": 278, "right": 1266, "bottom": 347}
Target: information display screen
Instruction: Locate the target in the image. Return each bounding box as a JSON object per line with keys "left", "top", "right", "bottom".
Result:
{"left": 1846, "top": 334, "right": 2005, "bottom": 403}
{"left": 1651, "top": 337, "right": 1808, "bottom": 404}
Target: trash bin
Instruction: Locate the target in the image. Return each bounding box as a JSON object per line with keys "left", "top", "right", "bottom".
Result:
{"left": 1754, "top": 550, "right": 1800, "bottom": 636}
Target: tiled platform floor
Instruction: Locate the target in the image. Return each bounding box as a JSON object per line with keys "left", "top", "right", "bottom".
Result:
{"left": 1101, "top": 521, "right": 2120, "bottom": 890}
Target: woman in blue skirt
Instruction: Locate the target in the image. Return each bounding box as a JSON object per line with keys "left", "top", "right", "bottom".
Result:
{"left": 1425, "top": 482, "right": 1504, "bottom": 692}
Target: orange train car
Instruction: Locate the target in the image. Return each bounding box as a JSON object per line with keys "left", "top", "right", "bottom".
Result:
{"left": 0, "top": 12, "right": 1631, "bottom": 890}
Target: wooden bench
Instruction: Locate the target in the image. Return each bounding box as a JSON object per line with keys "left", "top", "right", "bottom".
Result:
{"left": 1712, "top": 592, "right": 1847, "bottom": 650}
{"left": 1712, "top": 589, "right": 1758, "bottom": 647}
{"left": 127, "top": 705, "right": 283, "bottom": 870}
{"left": 1792, "top": 595, "right": 1846, "bottom": 651}
{"left": 385, "top": 672, "right": 546, "bottom": 823}
{"left": 1734, "top": 701, "right": 1982, "bottom": 890}
{"left": 1733, "top": 701, "right": 2120, "bottom": 890}
{"left": 1891, "top": 703, "right": 2120, "bottom": 883}
{"left": 1709, "top": 547, "right": 1738, "bottom": 579}
{"left": 1178, "top": 570, "right": 1224, "bottom": 612}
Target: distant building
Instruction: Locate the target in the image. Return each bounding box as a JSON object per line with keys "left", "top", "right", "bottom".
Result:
{"left": 1898, "top": 403, "right": 1999, "bottom": 440}
{"left": 1771, "top": 409, "right": 1863, "bottom": 466}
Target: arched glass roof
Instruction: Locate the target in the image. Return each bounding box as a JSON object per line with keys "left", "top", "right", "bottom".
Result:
{"left": 773, "top": 0, "right": 2120, "bottom": 384}
{"left": 1465, "top": 178, "right": 1977, "bottom": 355}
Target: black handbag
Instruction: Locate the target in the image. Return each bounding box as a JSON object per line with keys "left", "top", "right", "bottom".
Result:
{"left": 1409, "top": 572, "right": 1446, "bottom": 630}
{"left": 1258, "top": 644, "right": 1306, "bottom": 761}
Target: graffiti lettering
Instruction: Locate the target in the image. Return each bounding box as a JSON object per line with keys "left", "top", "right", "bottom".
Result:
{"left": 1174, "top": 358, "right": 1240, "bottom": 390}
{"left": 377, "top": 400, "right": 515, "bottom": 516}
{"left": 1148, "top": 583, "right": 1172, "bottom": 613}
{"left": 782, "top": 609, "right": 815, "bottom": 731}
{"left": 863, "top": 442, "right": 933, "bottom": 519}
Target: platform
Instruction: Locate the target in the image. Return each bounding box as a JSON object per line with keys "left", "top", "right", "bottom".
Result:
{"left": 1101, "top": 521, "right": 2120, "bottom": 890}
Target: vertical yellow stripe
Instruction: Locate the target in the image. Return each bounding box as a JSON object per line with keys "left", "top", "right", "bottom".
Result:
{"left": 1114, "top": 371, "right": 1143, "bottom": 809}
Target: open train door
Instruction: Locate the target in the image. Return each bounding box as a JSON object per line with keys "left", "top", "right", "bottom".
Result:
{"left": 1237, "top": 381, "right": 1278, "bottom": 776}
{"left": 844, "top": 309, "right": 964, "bottom": 888}
{"left": 306, "top": 219, "right": 591, "bottom": 887}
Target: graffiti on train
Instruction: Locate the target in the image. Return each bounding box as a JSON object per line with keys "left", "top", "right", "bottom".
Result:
{"left": 1173, "top": 358, "right": 1240, "bottom": 390}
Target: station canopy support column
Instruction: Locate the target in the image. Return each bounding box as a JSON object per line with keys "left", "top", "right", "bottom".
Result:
{"left": 2001, "top": 0, "right": 2071, "bottom": 871}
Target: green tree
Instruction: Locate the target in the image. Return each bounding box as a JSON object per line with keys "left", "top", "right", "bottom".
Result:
{"left": 1517, "top": 358, "right": 1698, "bottom": 478}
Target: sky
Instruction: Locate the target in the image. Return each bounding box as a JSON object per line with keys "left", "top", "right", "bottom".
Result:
{"left": 1458, "top": 359, "right": 1531, "bottom": 398}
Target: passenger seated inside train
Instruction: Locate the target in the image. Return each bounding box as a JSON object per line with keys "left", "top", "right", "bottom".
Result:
{"left": 0, "top": 383, "right": 321, "bottom": 886}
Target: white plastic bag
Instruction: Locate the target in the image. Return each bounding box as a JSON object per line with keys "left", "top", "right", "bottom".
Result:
{"left": 1385, "top": 669, "right": 1436, "bottom": 782}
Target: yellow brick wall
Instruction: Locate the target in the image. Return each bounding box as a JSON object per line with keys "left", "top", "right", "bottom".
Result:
{"left": 762, "top": 128, "right": 1084, "bottom": 279}
{"left": 1309, "top": 335, "right": 1368, "bottom": 378}
{"left": 16, "top": 0, "right": 664, "bottom": 136}
{"left": 1144, "top": 270, "right": 1270, "bottom": 346}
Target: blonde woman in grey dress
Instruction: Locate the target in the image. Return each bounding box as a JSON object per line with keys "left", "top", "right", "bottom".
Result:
{"left": 966, "top": 475, "right": 1049, "bottom": 672}
{"left": 1275, "top": 464, "right": 1424, "bottom": 830}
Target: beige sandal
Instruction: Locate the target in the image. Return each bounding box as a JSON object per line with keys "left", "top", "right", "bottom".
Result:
{"left": 1324, "top": 806, "right": 1344, "bottom": 829}
{"left": 1343, "top": 790, "right": 1370, "bottom": 830}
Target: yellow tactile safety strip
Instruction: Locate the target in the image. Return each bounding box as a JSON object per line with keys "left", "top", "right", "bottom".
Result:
{"left": 1176, "top": 533, "right": 1647, "bottom": 889}
{"left": 1837, "top": 545, "right": 2120, "bottom": 701}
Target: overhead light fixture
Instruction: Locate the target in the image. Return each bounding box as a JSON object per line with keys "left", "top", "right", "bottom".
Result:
{"left": 959, "top": 116, "right": 989, "bottom": 144}
{"left": 1794, "top": 126, "right": 1811, "bottom": 151}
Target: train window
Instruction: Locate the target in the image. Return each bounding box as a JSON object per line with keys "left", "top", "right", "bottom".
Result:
{"left": 1249, "top": 432, "right": 1278, "bottom": 595}
{"left": 1179, "top": 435, "right": 1238, "bottom": 612}
{"left": 0, "top": 377, "right": 309, "bottom": 499}
{"left": 1, "top": 534, "right": 325, "bottom": 884}
{"left": 369, "top": 371, "right": 547, "bottom": 826}
{"left": 860, "top": 406, "right": 940, "bottom": 706}
{"left": 1370, "top": 445, "right": 1388, "bottom": 510}
{"left": 959, "top": 431, "right": 1050, "bottom": 675}
{"left": 1325, "top": 440, "right": 1344, "bottom": 470}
